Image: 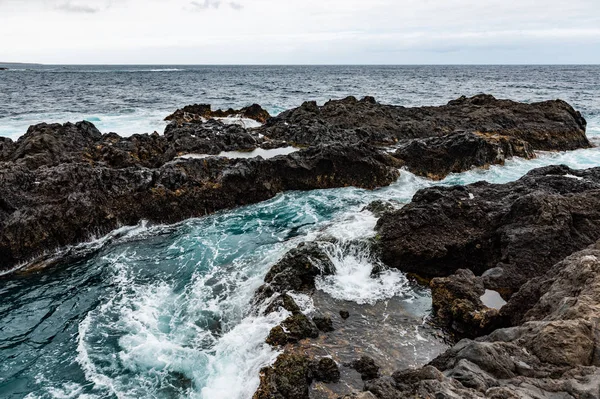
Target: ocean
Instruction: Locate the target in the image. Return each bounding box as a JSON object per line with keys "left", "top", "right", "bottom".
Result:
{"left": 1, "top": 65, "right": 600, "bottom": 399}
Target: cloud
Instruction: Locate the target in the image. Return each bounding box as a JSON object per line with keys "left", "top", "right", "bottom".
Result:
{"left": 189, "top": 0, "right": 242, "bottom": 11}
{"left": 190, "top": 0, "right": 221, "bottom": 10}
{"left": 55, "top": 2, "right": 99, "bottom": 13}
{"left": 0, "top": 0, "right": 598, "bottom": 63}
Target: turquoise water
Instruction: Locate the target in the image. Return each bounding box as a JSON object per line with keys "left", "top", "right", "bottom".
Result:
{"left": 1, "top": 65, "right": 600, "bottom": 398}
{"left": 3, "top": 141, "right": 600, "bottom": 398}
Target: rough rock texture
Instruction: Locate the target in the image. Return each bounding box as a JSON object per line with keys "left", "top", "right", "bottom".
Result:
{"left": 312, "top": 315, "right": 335, "bottom": 332}
{"left": 254, "top": 352, "right": 313, "bottom": 399}
{"left": 430, "top": 269, "right": 499, "bottom": 339}
{"left": 163, "top": 119, "right": 259, "bottom": 155}
{"left": 258, "top": 94, "right": 589, "bottom": 151}
{"left": 254, "top": 352, "right": 341, "bottom": 399}
{"left": 393, "top": 131, "right": 535, "bottom": 180}
{"left": 0, "top": 122, "right": 399, "bottom": 271}
{"left": 366, "top": 242, "right": 600, "bottom": 398}
{"left": 349, "top": 356, "right": 381, "bottom": 381}
{"left": 263, "top": 242, "right": 335, "bottom": 293}
{"left": 266, "top": 313, "right": 319, "bottom": 346}
{"left": 377, "top": 165, "right": 600, "bottom": 296}
{"left": 165, "top": 103, "right": 271, "bottom": 125}
{"left": 311, "top": 358, "right": 341, "bottom": 383}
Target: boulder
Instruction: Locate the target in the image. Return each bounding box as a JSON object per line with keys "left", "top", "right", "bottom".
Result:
{"left": 393, "top": 131, "right": 535, "bottom": 180}
{"left": 165, "top": 103, "right": 271, "bottom": 125}
{"left": 376, "top": 165, "right": 600, "bottom": 296}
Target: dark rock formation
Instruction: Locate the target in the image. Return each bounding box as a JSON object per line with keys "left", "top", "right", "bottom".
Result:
{"left": 254, "top": 353, "right": 341, "bottom": 399}
{"left": 430, "top": 269, "right": 499, "bottom": 338}
{"left": 310, "top": 357, "right": 341, "bottom": 383}
{"left": 165, "top": 103, "right": 271, "bottom": 125}
{"left": 340, "top": 310, "right": 350, "bottom": 320}
{"left": 262, "top": 242, "right": 335, "bottom": 294}
{"left": 0, "top": 122, "right": 399, "bottom": 272}
{"left": 376, "top": 165, "right": 600, "bottom": 296}
{"left": 254, "top": 352, "right": 313, "bottom": 399}
{"left": 163, "top": 119, "right": 259, "bottom": 156}
{"left": 266, "top": 313, "right": 319, "bottom": 346}
{"left": 393, "top": 131, "right": 535, "bottom": 180}
{"left": 366, "top": 242, "right": 600, "bottom": 398}
{"left": 312, "top": 315, "right": 335, "bottom": 332}
{"left": 349, "top": 356, "right": 381, "bottom": 381}
{"left": 363, "top": 200, "right": 399, "bottom": 217}
{"left": 263, "top": 294, "right": 302, "bottom": 316}
{"left": 258, "top": 94, "right": 589, "bottom": 151}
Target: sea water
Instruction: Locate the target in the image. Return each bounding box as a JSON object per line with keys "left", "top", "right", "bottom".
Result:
{"left": 1, "top": 65, "right": 600, "bottom": 399}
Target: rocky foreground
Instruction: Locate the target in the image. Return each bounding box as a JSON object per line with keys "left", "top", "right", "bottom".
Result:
{"left": 0, "top": 94, "right": 589, "bottom": 272}
{"left": 252, "top": 166, "right": 600, "bottom": 399}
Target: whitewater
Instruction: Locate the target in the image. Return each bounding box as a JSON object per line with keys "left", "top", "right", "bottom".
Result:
{"left": 1, "top": 65, "right": 600, "bottom": 399}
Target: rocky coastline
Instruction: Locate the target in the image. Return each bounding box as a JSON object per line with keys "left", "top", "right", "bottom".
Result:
{"left": 0, "top": 94, "right": 589, "bottom": 273}
{"left": 1, "top": 94, "right": 598, "bottom": 398}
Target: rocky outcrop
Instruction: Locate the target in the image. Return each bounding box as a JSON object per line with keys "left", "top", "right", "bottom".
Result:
{"left": 376, "top": 165, "right": 600, "bottom": 296}
{"left": 256, "top": 242, "right": 336, "bottom": 301}
{"left": 430, "top": 269, "right": 499, "bottom": 339}
{"left": 258, "top": 94, "right": 589, "bottom": 152}
{"left": 392, "top": 131, "right": 535, "bottom": 180}
{"left": 165, "top": 103, "right": 271, "bottom": 125}
{"left": 253, "top": 352, "right": 341, "bottom": 399}
{"left": 365, "top": 241, "right": 600, "bottom": 398}
{"left": 0, "top": 122, "right": 399, "bottom": 272}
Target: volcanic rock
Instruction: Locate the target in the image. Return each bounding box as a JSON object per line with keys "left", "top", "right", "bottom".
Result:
{"left": 366, "top": 241, "right": 600, "bottom": 398}
{"left": 258, "top": 94, "right": 589, "bottom": 151}
{"left": 165, "top": 103, "right": 271, "bottom": 125}
{"left": 0, "top": 122, "right": 399, "bottom": 271}
{"left": 393, "top": 131, "right": 535, "bottom": 180}
{"left": 376, "top": 165, "right": 600, "bottom": 296}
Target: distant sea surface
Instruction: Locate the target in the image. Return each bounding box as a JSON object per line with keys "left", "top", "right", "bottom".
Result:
{"left": 1, "top": 65, "right": 599, "bottom": 139}
{"left": 2, "top": 65, "right": 600, "bottom": 399}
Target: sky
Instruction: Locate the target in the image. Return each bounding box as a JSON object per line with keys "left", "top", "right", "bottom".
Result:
{"left": 0, "top": 0, "right": 599, "bottom": 64}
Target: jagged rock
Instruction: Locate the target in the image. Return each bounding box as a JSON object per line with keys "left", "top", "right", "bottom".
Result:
{"left": 349, "top": 356, "right": 380, "bottom": 381}
{"left": 253, "top": 352, "right": 312, "bottom": 399}
{"left": 258, "top": 94, "right": 589, "bottom": 151}
{"left": 265, "top": 313, "right": 319, "bottom": 346}
{"left": 312, "top": 315, "right": 335, "bottom": 332}
{"left": 363, "top": 200, "right": 399, "bottom": 217}
{"left": 0, "top": 123, "right": 399, "bottom": 271}
{"left": 261, "top": 242, "right": 336, "bottom": 294}
{"left": 393, "top": 131, "right": 535, "bottom": 180}
{"left": 163, "top": 119, "right": 259, "bottom": 156}
{"left": 431, "top": 269, "right": 499, "bottom": 338}
{"left": 310, "top": 357, "right": 341, "bottom": 383}
{"left": 376, "top": 165, "right": 600, "bottom": 296}
{"left": 263, "top": 294, "right": 302, "bottom": 315}
{"left": 365, "top": 241, "right": 600, "bottom": 398}
{"left": 165, "top": 103, "right": 271, "bottom": 125}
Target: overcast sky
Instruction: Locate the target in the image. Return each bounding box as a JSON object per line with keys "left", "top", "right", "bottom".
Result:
{"left": 1, "top": 0, "right": 599, "bottom": 64}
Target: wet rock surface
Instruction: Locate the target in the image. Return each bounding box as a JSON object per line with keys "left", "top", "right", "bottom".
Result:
{"left": 165, "top": 103, "right": 271, "bottom": 125}
{"left": 1, "top": 95, "right": 591, "bottom": 272}
{"left": 258, "top": 94, "right": 589, "bottom": 151}
{"left": 392, "top": 131, "right": 535, "bottom": 180}
{"left": 0, "top": 122, "right": 400, "bottom": 271}
{"left": 366, "top": 241, "right": 600, "bottom": 398}
{"left": 377, "top": 165, "right": 600, "bottom": 296}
